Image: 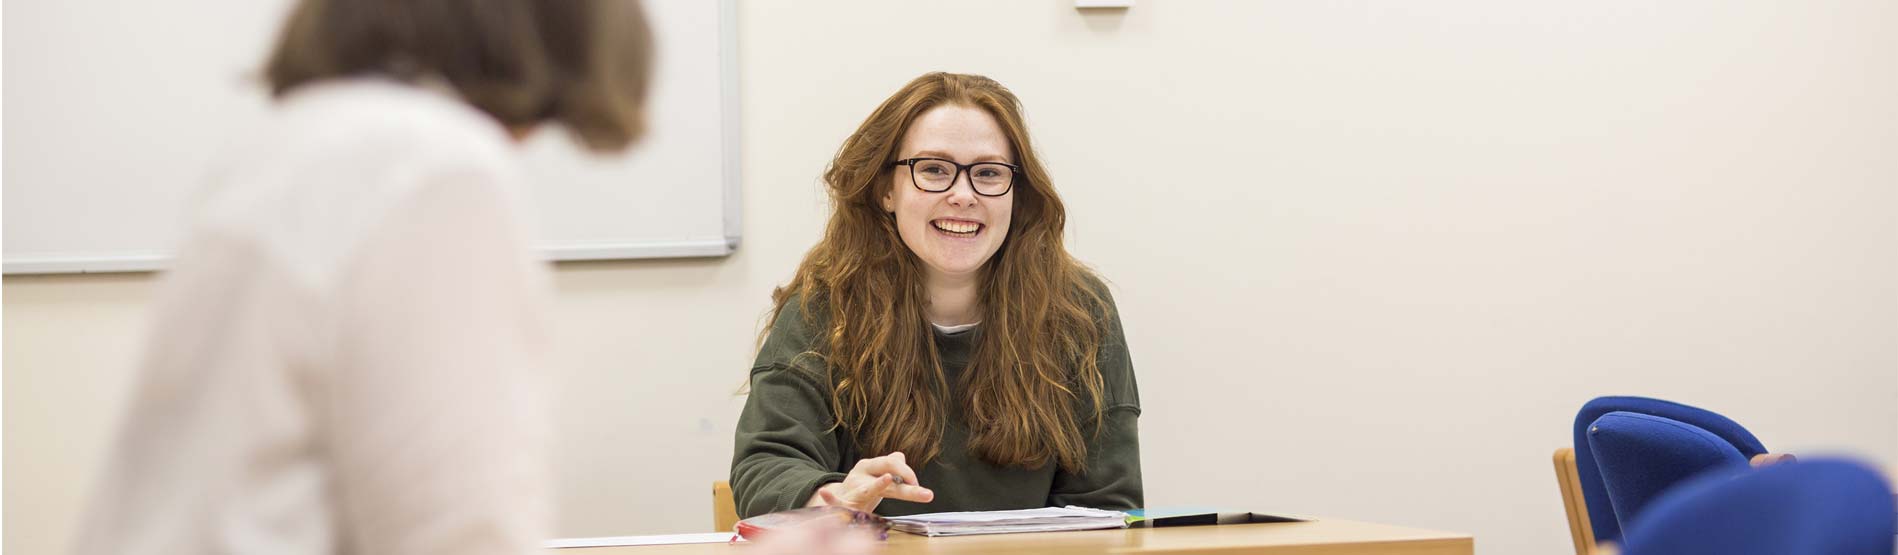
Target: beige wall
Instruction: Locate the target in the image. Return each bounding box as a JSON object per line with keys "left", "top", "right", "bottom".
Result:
{"left": 7, "top": 1, "right": 1896, "bottom": 553}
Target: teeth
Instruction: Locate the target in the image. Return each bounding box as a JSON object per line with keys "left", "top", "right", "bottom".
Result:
{"left": 933, "top": 220, "right": 979, "bottom": 234}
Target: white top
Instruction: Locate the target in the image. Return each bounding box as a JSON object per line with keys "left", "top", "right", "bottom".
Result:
{"left": 75, "top": 79, "right": 554, "bottom": 555}
{"left": 932, "top": 322, "right": 980, "bottom": 335}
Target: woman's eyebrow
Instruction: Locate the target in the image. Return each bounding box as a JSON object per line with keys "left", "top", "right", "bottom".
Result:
{"left": 909, "top": 149, "right": 1012, "bottom": 163}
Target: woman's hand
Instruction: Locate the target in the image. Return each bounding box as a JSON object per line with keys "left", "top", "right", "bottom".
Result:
{"left": 806, "top": 452, "right": 935, "bottom": 513}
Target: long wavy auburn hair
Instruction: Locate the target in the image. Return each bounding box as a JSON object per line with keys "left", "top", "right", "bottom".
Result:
{"left": 767, "top": 72, "right": 1110, "bottom": 473}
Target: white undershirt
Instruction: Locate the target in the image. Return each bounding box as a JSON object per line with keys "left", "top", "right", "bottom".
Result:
{"left": 932, "top": 321, "right": 981, "bottom": 335}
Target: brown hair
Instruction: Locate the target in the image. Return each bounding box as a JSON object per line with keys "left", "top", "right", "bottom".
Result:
{"left": 770, "top": 72, "right": 1110, "bottom": 473}
{"left": 264, "top": 0, "right": 653, "bottom": 151}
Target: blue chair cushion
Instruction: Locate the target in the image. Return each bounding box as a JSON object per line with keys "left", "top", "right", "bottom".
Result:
{"left": 1587, "top": 411, "right": 1751, "bottom": 533}
{"left": 1573, "top": 396, "right": 1767, "bottom": 543}
{"left": 1622, "top": 458, "right": 1895, "bottom": 555}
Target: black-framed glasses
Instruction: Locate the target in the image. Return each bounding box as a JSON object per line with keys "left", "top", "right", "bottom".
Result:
{"left": 892, "top": 157, "right": 1019, "bottom": 197}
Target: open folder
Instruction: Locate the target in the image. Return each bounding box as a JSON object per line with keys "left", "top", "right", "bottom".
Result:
{"left": 886, "top": 506, "right": 1130, "bottom": 537}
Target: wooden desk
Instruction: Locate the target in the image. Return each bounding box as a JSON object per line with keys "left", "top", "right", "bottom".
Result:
{"left": 566, "top": 519, "right": 1473, "bottom": 555}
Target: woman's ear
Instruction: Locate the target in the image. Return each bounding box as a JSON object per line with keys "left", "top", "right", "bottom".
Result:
{"left": 881, "top": 188, "right": 896, "bottom": 213}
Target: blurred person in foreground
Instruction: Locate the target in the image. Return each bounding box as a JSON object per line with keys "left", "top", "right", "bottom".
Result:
{"left": 67, "top": 1, "right": 857, "bottom": 553}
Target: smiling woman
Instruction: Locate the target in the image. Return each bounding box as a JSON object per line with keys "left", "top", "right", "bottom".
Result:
{"left": 881, "top": 104, "right": 1020, "bottom": 320}
{"left": 729, "top": 72, "right": 1143, "bottom": 519}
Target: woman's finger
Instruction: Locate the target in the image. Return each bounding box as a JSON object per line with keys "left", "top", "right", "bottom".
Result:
{"left": 885, "top": 452, "right": 921, "bottom": 486}
{"left": 881, "top": 482, "right": 935, "bottom": 503}
{"left": 857, "top": 452, "right": 922, "bottom": 487}
{"left": 848, "top": 473, "right": 893, "bottom": 501}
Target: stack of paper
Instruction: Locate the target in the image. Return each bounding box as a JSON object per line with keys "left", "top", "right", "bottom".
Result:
{"left": 886, "top": 506, "right": 1129, "bottom": 537}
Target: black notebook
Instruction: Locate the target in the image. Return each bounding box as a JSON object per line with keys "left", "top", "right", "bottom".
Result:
{"left": 1125, "top": 507, "right": 1304, "bottom": 528}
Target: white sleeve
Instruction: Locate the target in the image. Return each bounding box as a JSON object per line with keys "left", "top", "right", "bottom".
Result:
{"left": 326, "top": 169, "right": 552, "bottom": 554}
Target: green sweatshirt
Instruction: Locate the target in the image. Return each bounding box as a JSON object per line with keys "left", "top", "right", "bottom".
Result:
{"left": 729, "top": 286, "right": 1143, "bottom": 518}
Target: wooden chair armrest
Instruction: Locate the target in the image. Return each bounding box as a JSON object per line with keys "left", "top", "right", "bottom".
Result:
{"left": 712, "top": 481, "right": 739, "bottom": 532}
{"left": 1554, "top": 448, "right": 1600, "bottom": 555}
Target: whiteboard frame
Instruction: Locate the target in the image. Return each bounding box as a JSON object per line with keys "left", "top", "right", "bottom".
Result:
{"left": 1, "top": 0, "right": 742, "bottom": 275}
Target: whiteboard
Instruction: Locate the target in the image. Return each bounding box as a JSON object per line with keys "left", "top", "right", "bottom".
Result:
{"left": 1, "top": 0, "right": 740, "bottom": 274}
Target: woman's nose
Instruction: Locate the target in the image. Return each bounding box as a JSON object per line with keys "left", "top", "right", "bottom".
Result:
{"left": 945, "top": 172, "right": 978, "bottom": 206}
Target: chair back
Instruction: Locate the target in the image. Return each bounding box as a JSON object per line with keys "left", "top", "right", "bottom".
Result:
{"left": 1588, "top": 411, "right": 1751, "bottom": 531}
{"left": 1572, "top": 396, "right": 1767, "bottom": 543}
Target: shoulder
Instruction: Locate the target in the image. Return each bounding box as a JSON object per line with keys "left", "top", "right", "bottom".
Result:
{"left": 763, "top": 292, "right": 830, "bottom": 344}
{"left": 280, "top": 79, "right": 512, "bottom": 147}
{"left": 200, "top": 78, "right": 530, "bottom": 290}
{"left": 275, "top": 78, "right": 519, "bottom": 186}
{"left": 233, "top": 77, "right": 522, "bottom": 204}
{"left": 1070, "top": 267, "right": 1139, "bottom": 410}
{"left": 1068, "top": 266, "right": 1122, "bottom": 328}
{"left": 754, "top": 292, "right": 836, "bottom": 379}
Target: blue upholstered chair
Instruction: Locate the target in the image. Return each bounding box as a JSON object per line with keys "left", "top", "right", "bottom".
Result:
{"left": 1552, "top": 396, "right": 1777, "bottom": 555}
{"left": 1620, "top": 458, "right": 1894, "bottom": 555}
{"left": 1587, "top": 412, "right": 1752, "bottom": 535}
